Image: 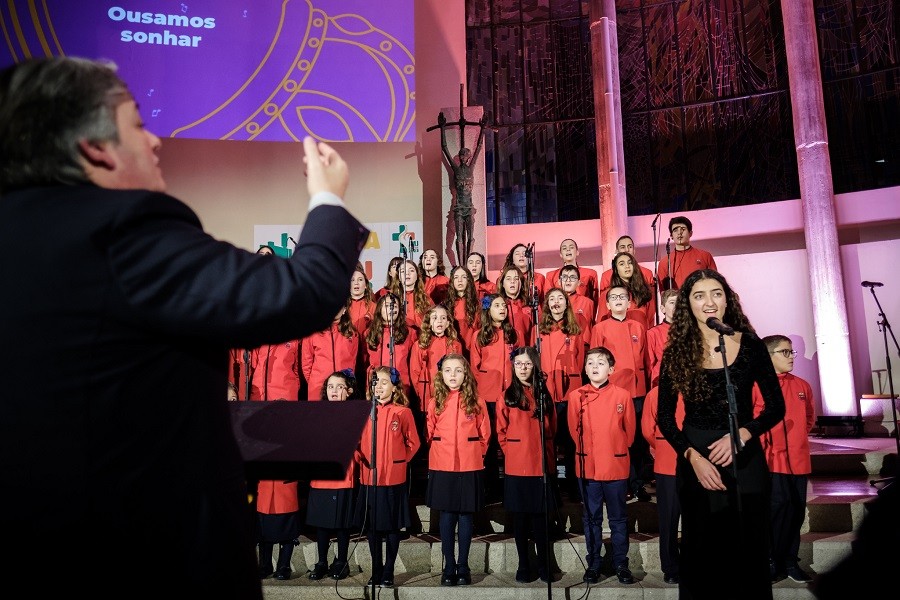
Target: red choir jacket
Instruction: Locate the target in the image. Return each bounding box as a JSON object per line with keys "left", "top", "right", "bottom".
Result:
{"left": 589, "top": 316, "right": 649, "bottom": 398}
{"left": 232, "top": 342, "right": 300, "bottom": 400}
{"left": 640, "top": 386, "right": 684, "bottom": 476}
{"left": 475, "top": 280, "right": 497, "bottom": 297}
{"left": 470, "top": 330, "right": 514, "bottom": 404}
{"left": 496, "top": 388, "right": 557, "bottom": 476}
{"left": 546, "top": 265, "right": 599, "bottom": 305}
{"left": 656, "top": 245, "right": 717, "bottom": 290}
{"left": 401, "top": 289, "right": 429, "bottom": 335}
{"left": 753, "top": 373, "right": 815, "bottom": 475}
{"left": 301, "top": 324, "right": 359, "bottom": 400}
{"left": 310, "top": 454, "right": 358, "bottom": 490}
{"left": 567, "top": 293, "right": 596, "bottom": 348}
{"left": 256, "top": 480, "right": 299, "bottom": 515}
{"left": 410, "top": 336, "right": 463, "bottom": 405}
{"left": 646, "top": 321, "right": 670, "bottom": 387}
{"left": 538, "top": 325, "right": 585, "bottom": 403}
{"left": 506, "top": 297, "right": 534, "bottom": 346}
{"left": 566, "top": 382, "right": 635, "bottom": 481}
{"left": 450, "top": 297, "right": 476, "bottom": 356}
{"left": 357, "top": 402, "right": 421, "bottom": 485}
{"left": 365, "top": 328, "right": 413, "bottom": 391}
{"left": 426, "top": 390, "right": 491, "bottom": 472}
{"left": 424, "top": 274, "right": 450, "bottom": 305}
{"left": 349, "top": 298, "right": 375, "bottom": 339}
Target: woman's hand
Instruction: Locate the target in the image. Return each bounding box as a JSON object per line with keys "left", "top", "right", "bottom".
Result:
{"left": 687, "top": 448, "right": 726, "bottom": 491}
{"left": 706, "top": 428, "right": 751, "bottom": 466}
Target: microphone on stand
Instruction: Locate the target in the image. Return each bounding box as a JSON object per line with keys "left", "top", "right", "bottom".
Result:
{"left": 652, "top": 212, "right": 662, "bottom": 227}
{"left": 861, "top": 281, "right": 884, "bottom": 288}
{"left": 665, "top": 237, "right": 671, "bottom": 255}
{"left": 705, "top": 317, "right": 735, "bottom": 336}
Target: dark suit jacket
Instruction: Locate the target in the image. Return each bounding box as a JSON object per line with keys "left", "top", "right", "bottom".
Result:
{"left": 0, "top": 185, "right": 367, "bottom": 598}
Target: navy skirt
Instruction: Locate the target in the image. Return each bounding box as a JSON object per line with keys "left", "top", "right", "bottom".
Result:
{"left": 503, "top": 474, "right": 556, "bottom": 514}
{"left": 305, "top": 487, "right": 356, "bottom": 530}
{"left": 426, "top": 470, "right": 485, "bottom": 512}
{"left": 354, "top": 482, "right": 412, "bottom": 532}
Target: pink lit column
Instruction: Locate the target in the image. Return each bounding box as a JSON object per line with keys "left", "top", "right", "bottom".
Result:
{"left": 782, "top": 0, "right": 856, "bottom": 415}
{"left": 590, "top": 0, "right": 628, "bottom": 266}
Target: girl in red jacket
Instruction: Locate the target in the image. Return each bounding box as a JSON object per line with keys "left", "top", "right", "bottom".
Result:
{"left": 349, "top": 264, "right": 376, "bottom": 379}
{"left": 497, "top": 264, "right": 534, "bottom": 345}
{"left": 355, "top": 366, "right": 421, "bottom": 588}
{"left": 306, "top": 370, "right": 359, "bottom": 581}
{"left": 301, "top": 304, "right": 359, "bottom": 400}
{"left": 365, "top": 293, "right": 413, "bottom": 396}
{"left": 420, "top": 248, "right": 450, "bottom": 305}
{"left": 376, "top": 256, "right": 404, "bottom": 299}
{"left": 410, "top": 305, "right": 463, "bottom": 406}
{"left": 465, "top": 251, "right": 496, "bottom": 296}
{"left": 425, "top": 353, "right": 491, "bottom": 586}
{"left": 470, "top": 294, "right": 518, "bottom": 498}
{"left": 399, "top": 259, "right": 433, "bottom": 335}
{"left": 444, "top": 265, "right": 479, "bottom": 356}
{"left": 497, "top": 346, "right": 557, "bottom": 584}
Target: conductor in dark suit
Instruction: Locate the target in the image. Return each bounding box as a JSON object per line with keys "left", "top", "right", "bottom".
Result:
{"left": 0, "top": 57, "right": 368, "bottom": 598}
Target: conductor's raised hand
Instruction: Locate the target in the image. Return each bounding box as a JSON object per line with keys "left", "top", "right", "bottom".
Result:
{"left": 303, "top": 136, "right": 349, "bottom": 199}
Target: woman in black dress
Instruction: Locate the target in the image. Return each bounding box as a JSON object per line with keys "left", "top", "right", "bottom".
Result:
{"left": 656, "top": 269, "right": 785, "bottom": 599}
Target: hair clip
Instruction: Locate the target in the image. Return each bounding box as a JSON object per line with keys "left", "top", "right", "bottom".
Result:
{"left": 509, "top": 346, "right": 522, "bottom": 361}
{"left": 340, "top": 368, "right": 355, "bottom": 379}
{"left": 481, "top": 296, "right": 493, "bottom": 311}
{"left": 389, "top": 367, "right": 401, "bottom": 386}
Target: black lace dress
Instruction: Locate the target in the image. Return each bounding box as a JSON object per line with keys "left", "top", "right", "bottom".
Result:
{"left": 657, "top": 333, "right": 785, "bottom": 600}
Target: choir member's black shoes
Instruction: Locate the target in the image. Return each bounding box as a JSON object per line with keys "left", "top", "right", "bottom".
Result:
{"left": 538, "top": 568, "right": 551, "bottom": 583}
{"left": 583, "top": 568, "right": 601, "bottom": 584}
{"left": 366, "top": 570, "right": 384, "bottom": 586}
{"left": 664, "top": 573, "right": 679, "bottom": 584}
{"left": 380, "top": 574, "right": 395, "bottom": 588}
{"left": 456, "top": 571, "right": 472, "bottom": 585}
{"left": 308, "top": 562, "right": 328, "bottom": 580}
{"left": 786, "top": 565, "right": 813, "bottom": 583}
{"left": 635, "top": 487, "right": 652, "bottom": 502}
{"left": 615, "top": 566, "right": 635, "bottom": 584}
{"left": 329, "top": 560, "right": 349, "bottom": 580}
{"left": 259, "top": 565, "right": 274, "bottom": 579}
{"left": 440, "top": 570, "right": 457, "bottom": 586}
{"left": 515, "top": 568, "right": 531, "bottom": 583}
{"left": 275, "top": 566, "right": 292, "bottom": 580}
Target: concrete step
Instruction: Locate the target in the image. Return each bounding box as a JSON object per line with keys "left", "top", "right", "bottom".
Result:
{"left": 259, "top": 532, "right": 845, "bottom": 599}
{"left": 263, "top": 534, "right": 836, "bottom": 600}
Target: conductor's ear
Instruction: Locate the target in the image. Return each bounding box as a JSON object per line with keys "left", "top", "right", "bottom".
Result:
{"left": 78, "top": 138, "right": 116, "bottom": 170}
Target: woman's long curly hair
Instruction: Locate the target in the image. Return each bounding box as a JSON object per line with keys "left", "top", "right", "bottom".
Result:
{"left": 366, "top": 293, "right": 409, "bottom": 349}
{"left": 609, "top": 252, "right": 653, "bottom": 308}
{"left": 444, "top": 265, "right": 479, "bottom": 328}
{"left": 661, "top": 269, "right": 755, "bottom": 404}
{"left": 433, "top": 353, "right": 481, "bottom": 416}
{"left": 538, "top": 287, "right": 582, "bottom": 336}
{"left": 417, "top": 305, "right": 460, "bottom": 348}
{"left": 476, "top": 294, "right": 518, "bottom": 347}
{"left": 504, "top": 346, "right": 554, "bottom": 419}
{"left": 370, "top": 365, "right": 410, "bottom": 407}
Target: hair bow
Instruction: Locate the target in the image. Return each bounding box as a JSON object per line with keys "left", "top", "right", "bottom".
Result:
{"left": 509, "top": 346, "right": 522, "bottom": 361}
{"left": 389, "top": 367, "right": 401, "bottom": 386}
{"left": 481, "top": 296, "right": 493, "bottom": 311}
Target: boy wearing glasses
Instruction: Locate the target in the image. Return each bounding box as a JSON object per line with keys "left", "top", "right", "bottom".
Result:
{"left": 589, "top": 287, "right": 651, "bottom": 502}
{"left": 753, "top": 335, "right": 815, "bottom": 583}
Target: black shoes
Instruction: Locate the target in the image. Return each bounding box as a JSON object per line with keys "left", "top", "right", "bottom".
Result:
{"left": 635, "top": 487, "right": 652, "bottom": 502}
{"left": 329, "top": 560, "right": 349, "bottom": 580}
{"left": 664, "top": 573, "right": 679, "bottom": 584}
{"left": 308, "top": 562, "right": 327, "bottom": 580}
{"left": 538, "top": 568, "right": 551, "bottom": 583}
{"left": 786, "top": 565, "right": 813, "bottom": 583}
{"left": 440, "top": 570, "right": 456, "bottom": 586}
{"left": 456, "top": 571, "right": 472, "bottom": 585}
{"left": 616, "top": 566, "right": 635, "bottom": 584}
{"left": 583, "top": 568, "right": 601, "bottom": 584}
{"left": 515, "top": 568, "right": 531, "bottom": 583}
{"left": 274, "top": 566, "right": 291, "bottom": 580}
{"left": 258, "top": 565, "right": 274, "bottom": 580}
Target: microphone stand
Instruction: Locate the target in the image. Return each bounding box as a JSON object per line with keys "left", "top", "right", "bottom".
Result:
{"left": 398, "top": 244, "right": 409, "bottom": 329}
{"left": 527, "top": 242, "right": 551, "bottom": 596}
{"left": 532, "top": 367, "right": 553, "bottom": 598}
{"left": 369, "top": 371, "right": 379, "bottom": 598}
{"left": 663, "top": 238, "right": 673, "bottom": 292}
{"left": 716, "top": 336, "right": 743, "bottom": 513}
{"left": 650, "top": 213, "right": 662, "bottom": 325}
{"left": 243, "top": 349, "right": 252, "bottom": 401}
{"left": 866, "top": 285, "right": 899, "bottom": 490}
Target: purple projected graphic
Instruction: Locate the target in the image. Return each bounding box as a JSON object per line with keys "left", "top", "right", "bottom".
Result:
{"left": 0, "top": 1, "right": 415, "bottom": 143}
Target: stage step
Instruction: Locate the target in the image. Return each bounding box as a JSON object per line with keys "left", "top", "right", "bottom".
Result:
{"left": 260, "top": 532, "right": 839, "bottom": 599}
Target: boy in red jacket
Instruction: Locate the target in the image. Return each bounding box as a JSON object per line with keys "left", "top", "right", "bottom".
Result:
{"left": 754, "top": 335, "right": 816, "bottom": 584}
{"left": 565, "top": 347, "right": 636, "bottom": 585}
